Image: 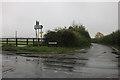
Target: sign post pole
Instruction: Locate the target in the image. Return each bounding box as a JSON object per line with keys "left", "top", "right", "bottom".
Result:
{"left": 34, "top": 20, "right": 43, "bottom": 46}
{"left": 41, "top": 28, "right": 42, "bottom": 42}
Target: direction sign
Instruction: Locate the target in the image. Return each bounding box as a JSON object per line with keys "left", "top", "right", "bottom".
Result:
{"left": 34, "top": 25, "right": 43, "bottom": 29}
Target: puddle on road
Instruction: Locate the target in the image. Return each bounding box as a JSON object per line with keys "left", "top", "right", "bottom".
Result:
{"left": 2, "top": 52, "right": 89, "bottom": 78}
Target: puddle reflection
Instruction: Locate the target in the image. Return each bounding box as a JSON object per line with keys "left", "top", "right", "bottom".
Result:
{"left": 3, "top": 53, "right": 88, "bottom": 74}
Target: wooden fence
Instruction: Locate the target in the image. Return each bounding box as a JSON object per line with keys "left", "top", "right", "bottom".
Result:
{"left": 0, "top": 38, "right": 42, "bottom": 46}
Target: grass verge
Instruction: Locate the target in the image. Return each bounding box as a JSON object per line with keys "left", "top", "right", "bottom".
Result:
{"left": 2, "top": 44, "right": 90, "bottom": 53}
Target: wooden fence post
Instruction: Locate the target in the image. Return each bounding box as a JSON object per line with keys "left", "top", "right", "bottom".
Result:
{"left": 16, "top": 38, "right": 17, "bottom": 46}
{"left": 6, "top": 38, "right": 8, "bottom": 44}
{"left": 27, "top": 38, "right": 28, "bottom": 46}
{"left": 38, "top": 38, "right": 39, "bottom": 46}
{"left": 33, "top": 38, "right": 34, "bottom": 46}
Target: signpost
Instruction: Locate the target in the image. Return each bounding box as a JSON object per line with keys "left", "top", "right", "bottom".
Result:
{"left": 34, "top": 20, "right": 43, "bottom": 46}
{"left": 48, "top": 42, "right": 57, "bottom": 46}
{"left": 48, "top": 42, "right": 57, "bottom": 45}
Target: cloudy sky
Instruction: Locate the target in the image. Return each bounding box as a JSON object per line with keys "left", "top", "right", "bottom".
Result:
{"left": 2, "top": 2, "right": 118, "bottom": 38}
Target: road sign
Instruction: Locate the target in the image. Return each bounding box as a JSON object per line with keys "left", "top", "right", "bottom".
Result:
{"left": 40, "top": 32, "right": 43, "bottom": 34}
{"left": 48, "top": 42, "right": 57, "bottom": 45}
{"left": 34, "top": 25, "right": 43, "bottom": 29}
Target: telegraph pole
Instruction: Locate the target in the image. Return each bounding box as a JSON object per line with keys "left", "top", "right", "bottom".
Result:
{"left": 15, "top": 31, "right": 17, "bottom": 38}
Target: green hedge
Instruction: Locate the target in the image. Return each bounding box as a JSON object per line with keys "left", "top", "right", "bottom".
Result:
{"left": 92, "top": 30, "right": 120, "bottom": 46}
{"left": 92, "top": 30, "right": 120, "bottom": 51}
{"left": 43, "top": 25, "right": 91, "bottom": 47}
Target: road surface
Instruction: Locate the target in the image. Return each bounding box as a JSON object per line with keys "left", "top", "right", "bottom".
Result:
{"left": 2, "top": 43, "right": 119, "bottom": 78}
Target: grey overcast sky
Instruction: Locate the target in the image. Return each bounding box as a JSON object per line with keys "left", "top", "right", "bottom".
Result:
{"left": 2, "top": 2, "right": 118, "bottom": 38}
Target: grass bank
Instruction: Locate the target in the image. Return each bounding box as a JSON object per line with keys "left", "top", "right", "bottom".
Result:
{"left": 2, "top": 44, "right": 90, "bottom": 53}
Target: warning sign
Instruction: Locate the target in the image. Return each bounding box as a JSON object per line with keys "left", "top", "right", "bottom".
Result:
{"left": 40, "top": 32, "right": 43, "bottom": 34}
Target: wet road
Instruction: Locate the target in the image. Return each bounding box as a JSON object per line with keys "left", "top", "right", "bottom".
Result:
{"left": 2, "top": 43, "right": 119, "bottom": 78}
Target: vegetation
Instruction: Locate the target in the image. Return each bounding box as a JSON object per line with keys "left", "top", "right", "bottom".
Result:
{"left": 2, "top": 22, "right": 91, "bottom": 52}
{"left": 92, "top": 30, "right": 120, "bottom": 51}
{"left": 2, "top": 44, "right": 88, "bottom": 53}
{"left": 43, "top": 24, "right": 91, "bottom": 47}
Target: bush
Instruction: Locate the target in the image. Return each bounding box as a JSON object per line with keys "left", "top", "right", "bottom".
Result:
{"left": 43, "top": 25, "right": 91, "bottom": 47}
{"left": 92, "top": 30, "right": 120, "bottom": 46}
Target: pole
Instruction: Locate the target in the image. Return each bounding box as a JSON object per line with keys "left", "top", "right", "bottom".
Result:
{"left": 15, "top": 31, "right": 17, "bottom": 46}
{"left": 15, "top": 31, "right": 17, "bottom": 38}
{"left": 35, "top": 29, "right": 38, "bottom": 46}
{"left": 35, "top": 29, "right": 37, "bottom": 39}
{"left": 41, "top": 28, "right": 42, "bottom": 42}
{"left": 38, "top": 29, "right": 39, "bottom": 38}
{"left": 38, "top": 29, "right": 39, "bottom": 46}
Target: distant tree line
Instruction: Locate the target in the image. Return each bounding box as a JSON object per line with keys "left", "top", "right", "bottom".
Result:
{"left": 43, "top": 24, "right": 91, "bottom": 47}
{"left": 92, "top": 30, "right": 120, "bottom": 46}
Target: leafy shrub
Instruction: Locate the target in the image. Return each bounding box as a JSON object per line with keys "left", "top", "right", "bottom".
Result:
{"left": 92, "top": 30, "right": 120, "bottom": 46}
{"left": 43, "top": 24, "right": 91, "bottom": 47}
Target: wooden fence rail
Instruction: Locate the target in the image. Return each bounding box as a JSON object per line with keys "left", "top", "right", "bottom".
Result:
{"left": 0, "top": 38, "right": 42, "bottom": 46}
